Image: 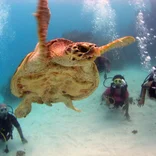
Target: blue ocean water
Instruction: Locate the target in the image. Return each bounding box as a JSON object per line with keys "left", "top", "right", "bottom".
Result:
{"left": 0, "top": 0, "right": 156, "bottom": 155}
{"left": 1, "top": 0, "right": 154, "bottom": 85}
{"left": 0, "top": 0, "right": 92, "bottom": 85}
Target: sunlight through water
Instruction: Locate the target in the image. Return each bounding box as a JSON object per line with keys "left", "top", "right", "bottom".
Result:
{"left": 0, "top": 0, "right": 9, "bottom": 37}
{"left": 82, "top": 0, "right": 120, "bottom": 59}
{"left": 0, "top": 0, "right": 10, "bottom": 59}
{"left": 83, "top": 0, "right": 118, "bottom": 40}
{"left": 0, "top": 0, "right": 11, "bottom": 84}
{"left": 129, "top": 0, "right": 153, "bottom": 70}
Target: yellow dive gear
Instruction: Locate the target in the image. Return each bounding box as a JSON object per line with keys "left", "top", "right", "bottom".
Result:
{"left": 113, "top": 78, "right": 123, "bottom": 85}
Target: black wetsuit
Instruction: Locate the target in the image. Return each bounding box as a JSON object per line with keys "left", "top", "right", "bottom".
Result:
{"left": 0, "top": 113, "right": 20, "bottom": 141}
{"left": 147, "top": 76, "right": 156, "bottom": 99}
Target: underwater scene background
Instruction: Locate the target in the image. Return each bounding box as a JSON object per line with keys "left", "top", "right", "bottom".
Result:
{"left": 0, "top": 0, "right": 156, "bottom": 155}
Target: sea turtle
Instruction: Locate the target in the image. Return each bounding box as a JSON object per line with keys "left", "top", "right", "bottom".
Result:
{"left": 11, "top": 0, "right": 135, "bottom": 118}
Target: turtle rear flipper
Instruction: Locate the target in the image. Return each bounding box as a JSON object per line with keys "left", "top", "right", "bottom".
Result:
{"left": 15, "top": 94, "right": 42, "bottom": 118}
{"left": 61, "top": 95, "right": 81, "bottom": 112}
{"left": 98, "top": 36, "right": 135, "bottom": 54}
{"left": 34, "top": 0, "right": 51, "bottom": 58}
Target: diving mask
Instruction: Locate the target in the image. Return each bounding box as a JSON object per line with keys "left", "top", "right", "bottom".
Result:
{"left": 0, "top": 104, "right": 8, "bottom": 118}
{"left": 113, "top": 78, "right": 126, "bottom": 86}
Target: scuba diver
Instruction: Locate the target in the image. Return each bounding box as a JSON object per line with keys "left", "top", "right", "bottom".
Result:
{"left": 95, "top": 56, "right": 111, "bottom": 73}
{"left": 101, "top": 74, "right": 130, "bottom": 120}
{"left": 0, "top": 103, "right": 27, "bottom": 153}
{"left": 138, "top": 66, "right": 156, "bottom": 106}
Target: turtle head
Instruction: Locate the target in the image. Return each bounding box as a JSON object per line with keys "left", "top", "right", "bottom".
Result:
{"left": 52, "top": 42, "right": 101, "bottom": 66}
{"left": 51, "top": 36, "right": 135, "bottom": 66}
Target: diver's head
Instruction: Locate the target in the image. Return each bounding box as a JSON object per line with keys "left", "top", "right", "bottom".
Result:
{"left": 152, "top": 66, "right": 156, "bottom": 73}
{"left": 112, "top": 75, "right": 127, "bottom": 88}
{"left": 151, "top": 66, "right": 156, "bottom": 82}
{"left": 0, "top": 103, "right": 8, "bottom": 119}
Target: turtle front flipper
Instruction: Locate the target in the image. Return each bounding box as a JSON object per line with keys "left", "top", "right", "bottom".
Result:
{"left": 34, "top": 0, "right": 51, "bottom": 57}
{"left": 98, "top": 36, "right": 135, "bottom": 54}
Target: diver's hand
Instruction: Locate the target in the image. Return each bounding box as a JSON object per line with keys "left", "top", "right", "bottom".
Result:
{"left": 137, "top": 98, "right": 144, "bottom": 107}
{"left": 21, "top": 137, "right": 28, "bottom": 144}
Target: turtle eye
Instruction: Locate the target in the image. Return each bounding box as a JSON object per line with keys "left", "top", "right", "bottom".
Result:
{"left": 78, "top": 45, "right": 89, "bottom": 53}
{"left": 72, "top": 58, "right": 76, "bottom": 61}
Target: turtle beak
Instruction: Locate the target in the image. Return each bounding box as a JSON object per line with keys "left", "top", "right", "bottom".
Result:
{"left": 84, "top": 47, "right": 101, "bottom": 57}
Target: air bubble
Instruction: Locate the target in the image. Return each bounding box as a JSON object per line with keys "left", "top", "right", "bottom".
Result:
{"left": 145, "top": 56, "right": 151, "bottom": 61}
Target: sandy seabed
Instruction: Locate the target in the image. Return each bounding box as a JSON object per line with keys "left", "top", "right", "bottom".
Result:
{"left": 0, "top": 66, "right": 156, "bottom": 156}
